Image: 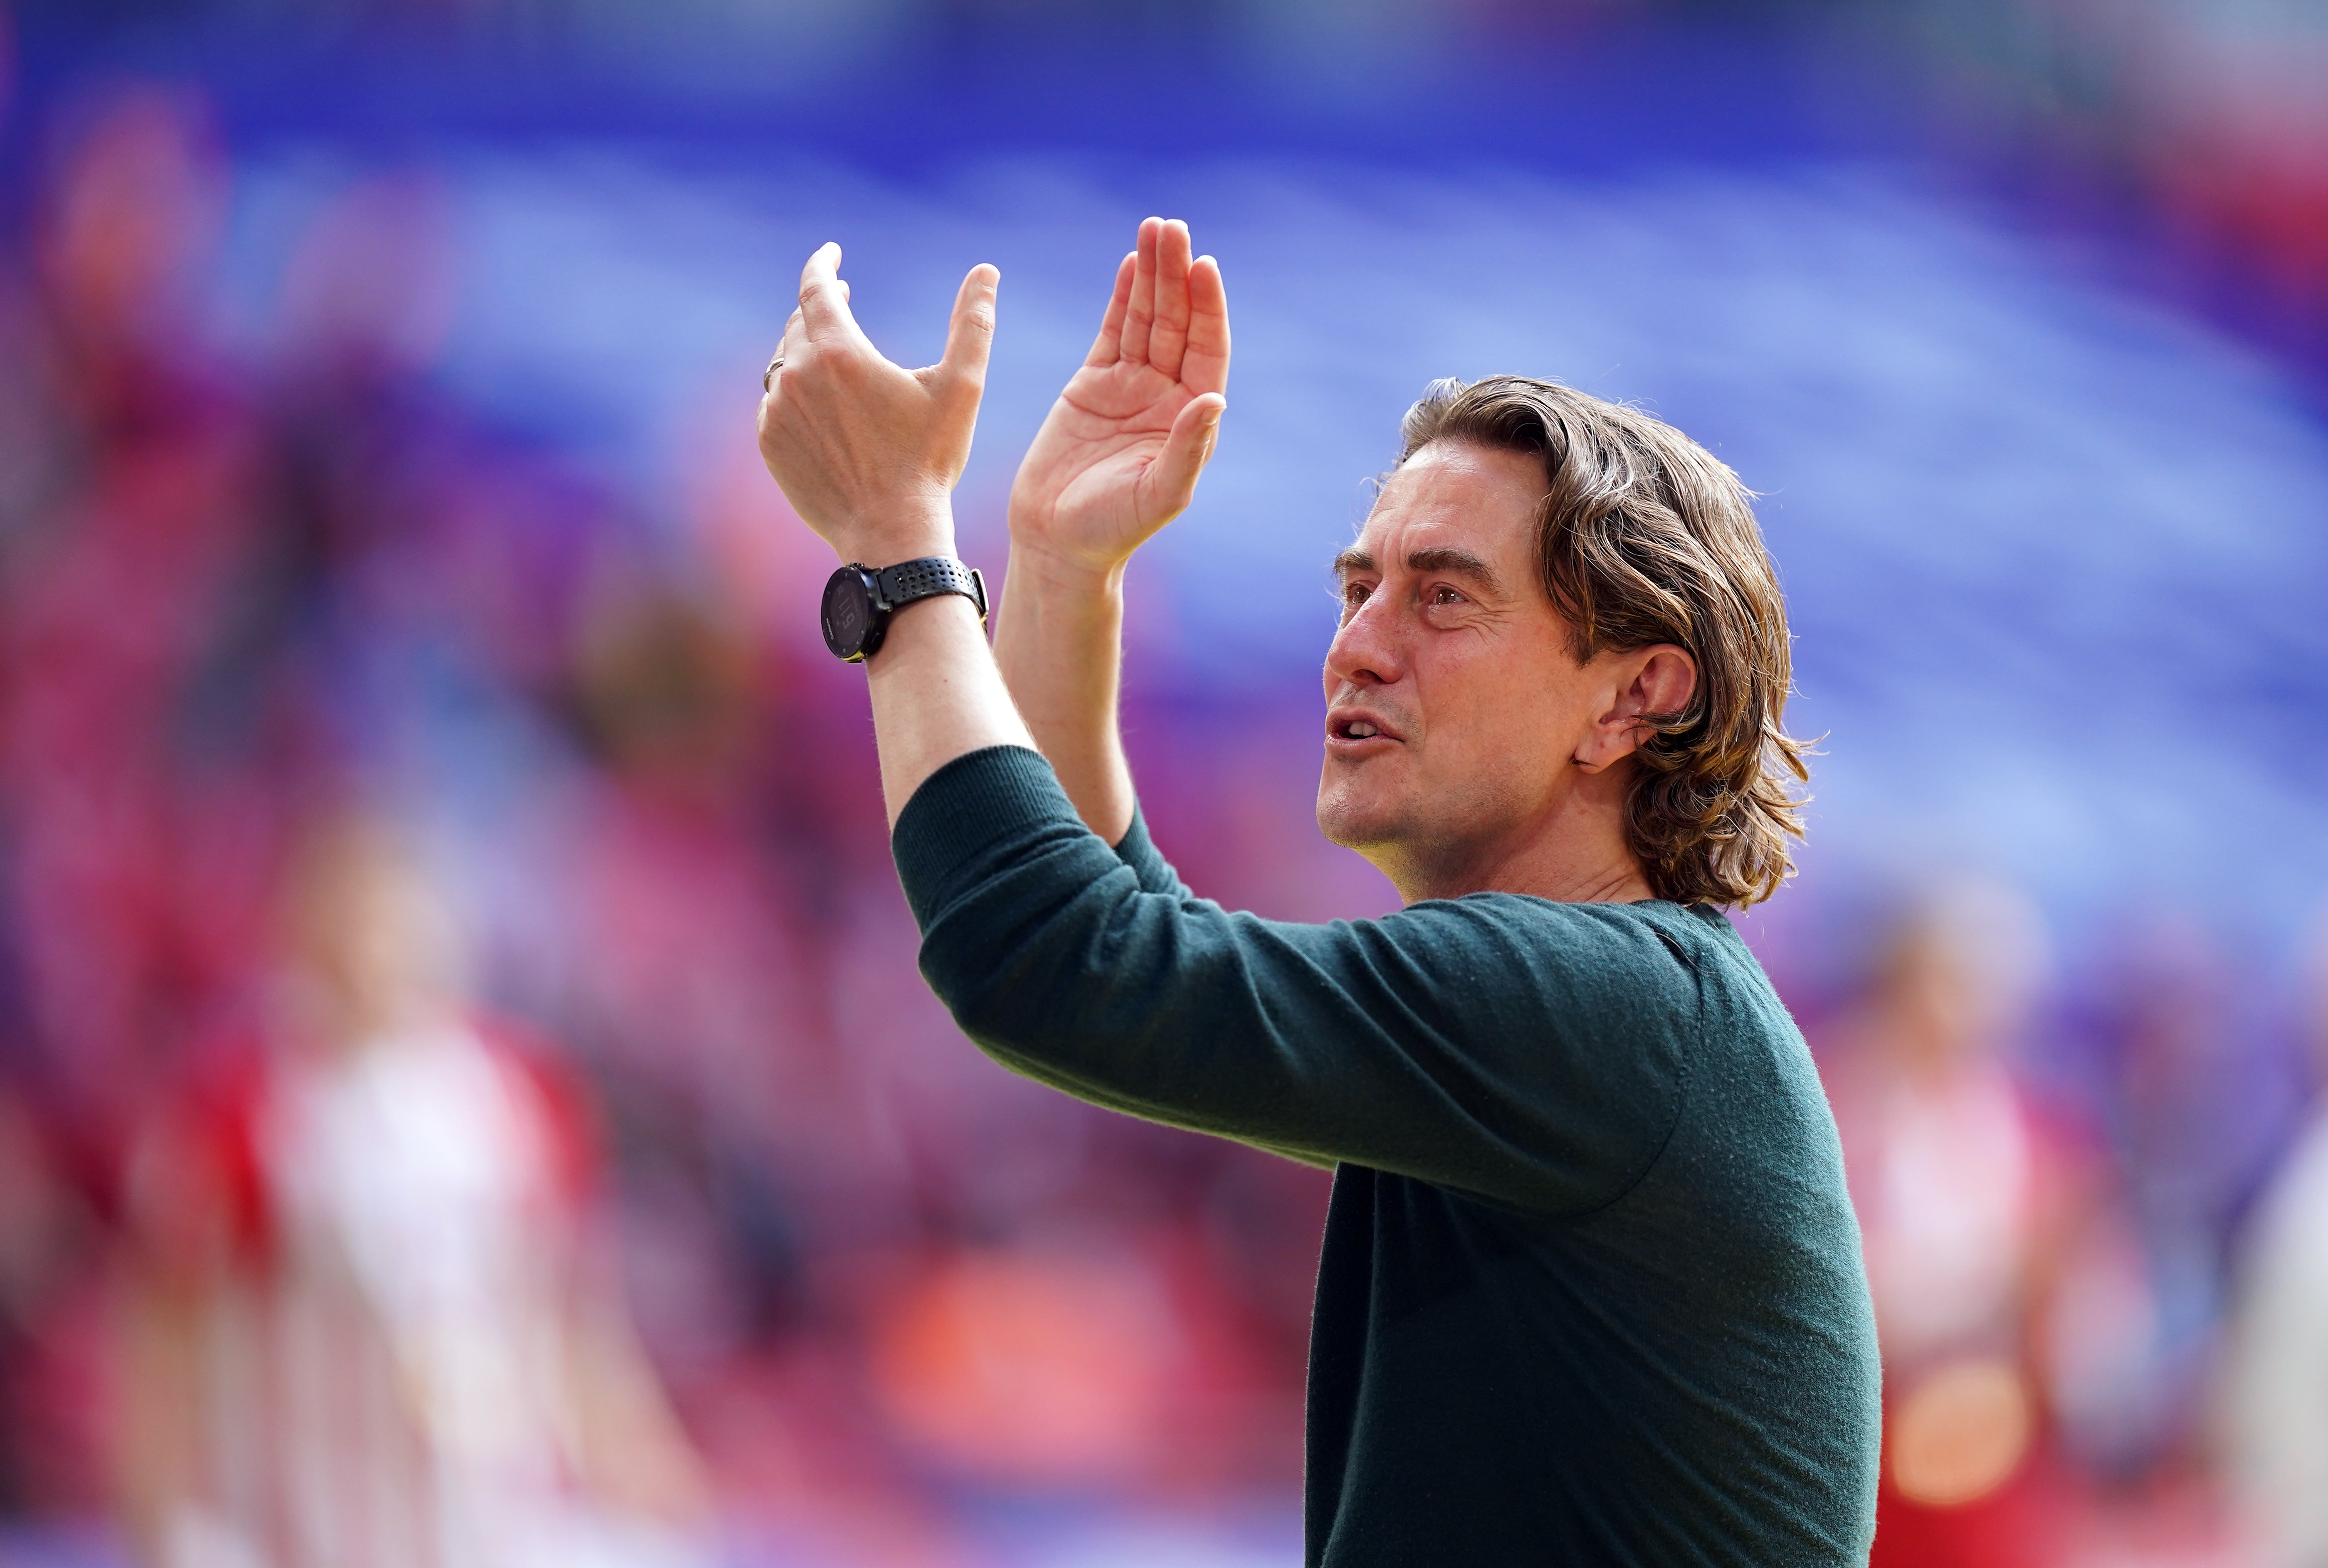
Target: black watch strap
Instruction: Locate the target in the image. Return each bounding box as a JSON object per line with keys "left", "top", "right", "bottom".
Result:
{"left": 873, "top": 557, "right": 987, "bottom": 623}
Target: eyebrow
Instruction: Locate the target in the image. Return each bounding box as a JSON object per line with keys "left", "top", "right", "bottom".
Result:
{"left": 1331, "top": 545, "right": 1506, "bottom": 595}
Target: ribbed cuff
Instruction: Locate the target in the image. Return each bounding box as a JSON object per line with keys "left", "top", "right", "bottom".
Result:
{"left": 1112, "top": 808, "right": 1156, "bottom": 865}
{"left": 1109, "top": 807, "right": 1183, "bottom": 897}
{"left": 891, "top": 745, "right": 1079, "bottom": 928}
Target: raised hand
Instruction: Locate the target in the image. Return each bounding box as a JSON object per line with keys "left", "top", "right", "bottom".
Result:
{"left": 990, "top": 219, "right": 1228, "bottom": 843}
{"left": 1008, "top": 217, "right": 1229, "bottom": 575}
{"left": 758, "top": 242, "right": 999, "bottom": 565}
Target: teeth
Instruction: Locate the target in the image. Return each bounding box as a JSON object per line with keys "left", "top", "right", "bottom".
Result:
{"left": 1348, "top": 722, "right": 1378, "bottom": 738}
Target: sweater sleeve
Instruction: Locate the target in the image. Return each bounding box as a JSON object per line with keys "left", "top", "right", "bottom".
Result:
{"left": 1109, "top": 807, "right": 1192, "bottom": 899}
{"left": 894, "top": 745, "right": 1696, "bottom": 1214}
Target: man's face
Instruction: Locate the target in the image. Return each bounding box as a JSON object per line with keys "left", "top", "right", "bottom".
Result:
{"left": 1317, "top": 442, "right": 1607, "bottom": 892}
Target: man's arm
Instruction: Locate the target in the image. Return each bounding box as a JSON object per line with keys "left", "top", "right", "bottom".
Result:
{"left": 754, "top": 242, "right": 1033, "bottom": 824}
{"left": 992, "top": 217, "right": 1228, "bottom": 843}
{"left": 894, "top": 745, "right": 1695, "bottom": 1209}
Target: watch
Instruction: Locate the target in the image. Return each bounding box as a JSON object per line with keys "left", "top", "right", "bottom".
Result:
{"left": 820, "top": 557, "right": 989, "bottom": 663}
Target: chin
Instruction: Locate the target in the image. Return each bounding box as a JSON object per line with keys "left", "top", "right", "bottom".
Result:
{"left": 1315, "top": 777, "right": 1407, "bottom": 853}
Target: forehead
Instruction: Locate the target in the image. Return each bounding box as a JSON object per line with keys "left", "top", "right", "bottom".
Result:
{"left": 1350, "top": 442, "right": 1545, "bottom": 572}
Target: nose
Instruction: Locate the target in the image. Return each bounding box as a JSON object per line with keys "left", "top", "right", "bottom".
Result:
{"left": 1324, "top": 591, "right": 1406, "bottom": 693}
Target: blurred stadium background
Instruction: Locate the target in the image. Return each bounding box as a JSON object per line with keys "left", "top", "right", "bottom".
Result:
{"left": 0, "top": 1, "right": 2323, "bottom": 1564}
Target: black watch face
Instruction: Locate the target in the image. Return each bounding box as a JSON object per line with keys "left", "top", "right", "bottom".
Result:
{"left": 821, "top": 567, "right": 877, "bottom": 661}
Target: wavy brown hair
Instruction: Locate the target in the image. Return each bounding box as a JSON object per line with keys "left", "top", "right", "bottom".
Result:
{"left": 1398, "top": 375, "right": 1810, "bottom": 908}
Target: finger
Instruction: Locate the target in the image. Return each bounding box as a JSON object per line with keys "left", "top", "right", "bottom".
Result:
{"left": 797, "top": 242, "right": 858, "bottom": 340}
{"left": 1148, "top": 219, "right": 1194, "bottom": 382}
{"left": 760, "top": 306, "right": 808, "bottom": 402}
{"left": 1119, "top": 216, "right": 1161, "bottom": 365}
{"left": 1181, "top": 254, "right": 1231, "bottom": 397}
{"left": 762, "top": 309, "right": 796, "bottom": 389}
{"left": 1086, "top": 252, "right": 1135, "bottom": 367}
{"left": 773, "top": 312, "right": 805, "bottom": 398}
{"left": 934, "top": 262, "right": 1000, "bottom": 394}
{"left": 1141, "top": 393, "right": 1227, "bottom": 523}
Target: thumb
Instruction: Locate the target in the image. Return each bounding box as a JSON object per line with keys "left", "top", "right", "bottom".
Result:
{"left": 797, "top": 242, "right": 852, "bottom": 337}
{"left": 934, "top": 263, "right": 1000, "bottom": 392}
{"left": 1143, "top": 393, "right": 1227, "bottom": 523}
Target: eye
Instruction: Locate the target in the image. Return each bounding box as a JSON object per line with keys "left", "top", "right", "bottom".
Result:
{"left": 1338, "top": 580, "right": 1373, "bottom": 619}
{"left": 1428, "top": 584, "right": 1468, "bottom": 608}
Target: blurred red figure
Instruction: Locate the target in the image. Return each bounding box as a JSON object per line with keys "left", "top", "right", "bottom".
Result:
{"left": 116, "top": 815, "right": 706, "bottom": 1568}
{"left": 1825, "top": 885, "right": 2072, "bottom": 1568}
{"left": 0, "top": 90, "right": 286, "bottom": 1525}
{"left": 0, "top": 89, "right": 272, "bottom": 1132}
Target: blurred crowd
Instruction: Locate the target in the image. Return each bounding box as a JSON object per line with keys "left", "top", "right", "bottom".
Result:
{"left": 0, "top": 66, "right": 2323, "bottom": 1568}
{"left": 1900, "top": 0, "right": 2328, "bottom": 359}
{"left": 1811, "top": 887, "right": 2321, "bottom": 1568}
{"left": 0, "top": 88, "right": 1323, "bottom": 1567}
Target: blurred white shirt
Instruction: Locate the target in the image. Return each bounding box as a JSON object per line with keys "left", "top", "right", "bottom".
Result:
{"left": 2225, "top": 1112, "right": 2328, "bottom": 1568}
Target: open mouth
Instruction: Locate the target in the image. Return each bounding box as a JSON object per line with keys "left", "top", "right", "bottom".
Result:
{"left": 1328, "top": 713, "right": 1399, "bottom": 744}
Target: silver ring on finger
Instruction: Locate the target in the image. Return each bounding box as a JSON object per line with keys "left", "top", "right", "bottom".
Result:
{"left": 763, "top": 354, "right": 784, "bottom": 392}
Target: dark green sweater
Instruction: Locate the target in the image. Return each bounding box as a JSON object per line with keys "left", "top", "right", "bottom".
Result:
{"left": 894, "top": 746, "right": 1880, "bottom": 1566}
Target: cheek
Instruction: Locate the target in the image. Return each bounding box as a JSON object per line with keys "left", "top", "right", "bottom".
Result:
{"left": 1420, "top": 639, "right": 1580, "bottom": 767}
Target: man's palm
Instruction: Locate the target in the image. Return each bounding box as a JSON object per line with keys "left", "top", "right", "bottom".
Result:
{"left": 1010, "top": 219, "right": 1229, "bottom": 572}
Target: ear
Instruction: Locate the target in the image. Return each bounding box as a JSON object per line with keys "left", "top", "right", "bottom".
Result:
{"left": 1573, "top": 644, "right": 1697, "bottom": 773}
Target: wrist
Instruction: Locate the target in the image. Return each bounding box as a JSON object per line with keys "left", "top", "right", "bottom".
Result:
{"left": 1004, "top": 535, "right": 1128, "bottom": 601}
{"left": 836, "top": 496, "right": 956, "bottom": 568}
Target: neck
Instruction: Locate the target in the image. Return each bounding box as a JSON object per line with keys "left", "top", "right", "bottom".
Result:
{"left": 1373, "top": 769, "right": 1656, "bottom": 906}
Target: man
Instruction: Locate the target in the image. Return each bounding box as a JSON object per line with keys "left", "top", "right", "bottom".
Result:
{"left": 755, "top": 218, "right": 1880, "bottom": 1565}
